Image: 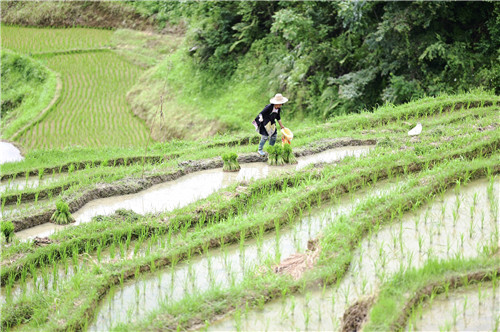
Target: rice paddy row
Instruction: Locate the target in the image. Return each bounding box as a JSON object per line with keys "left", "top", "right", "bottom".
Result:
{"left": 18, "top": 51, "right": 147, "bottom": 149}
{"left": 1, "top": 26, "right": 113, "bottom": 55}
{"left": 3, "top": 152, "right": 495, "bottom": 331}
{"left": 2, "top": 26, "right": 149, "bottom": 150}
{"left": 1, "top": 89, "right": 497, "bottom": 176}
{"left": 1, "top": 97, "right": 496, "bottom": 219}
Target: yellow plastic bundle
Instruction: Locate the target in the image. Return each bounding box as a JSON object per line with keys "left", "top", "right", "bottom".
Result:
{"left": 281, "top": 128, "right": 293, "bottom": 145}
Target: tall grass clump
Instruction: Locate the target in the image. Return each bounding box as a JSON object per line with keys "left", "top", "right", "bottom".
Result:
{"left": 50, "top": 200, "right": 74, "bottom": 225}
{"left": 1, "top": 221, "right": 15, "bottom": 243}
{"left": 222, "top": 152, "right": 240, "bottom": 172}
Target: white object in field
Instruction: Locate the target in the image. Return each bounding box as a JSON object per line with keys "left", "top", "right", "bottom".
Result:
{"left": 408, "top": 122, "right": 422, "bottom": 136}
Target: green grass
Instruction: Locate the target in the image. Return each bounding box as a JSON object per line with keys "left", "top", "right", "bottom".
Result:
{"left": 0, "top": 55, "right": 499, "bottom": 331}
{"left": 1, "top": 49, "right": 58, "bottom": 139}
{"left": 127, "top": 47, "right": 319, "bottom": 141}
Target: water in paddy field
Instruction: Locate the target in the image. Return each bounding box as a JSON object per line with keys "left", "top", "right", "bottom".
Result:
{"left": 0, "top": 172, "right": 63, "bottom": 193}
{"left": 14, "top": 146, "right": 372, "bottom": 240}
{"left": 0, "top": 142, "right": 23, "bottom": 164}
{"left": 88, "top": 178, "right": 397, "bottom": 331}
{"left": 210, "top": 177, "right": 499, "bottom": 331}
{"left": 409, "top": 283, "right": 499, "bottom": 331}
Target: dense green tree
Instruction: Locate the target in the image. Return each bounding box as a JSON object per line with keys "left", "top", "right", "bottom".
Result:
{"left": 130, "top": 1, "right": 500, "bottom": 117}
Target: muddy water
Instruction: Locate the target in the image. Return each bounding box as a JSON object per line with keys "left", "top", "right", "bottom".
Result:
{"left": 14, "top": 146, "right": 372, "bottom": 240}
{"left": 88, "top": 179, "right": 397, "bottom": 331}
{"left": 210, "top": 178, "right": 499, "bottom": 331}
{"left": 0, "top": 142, "right": 23, "bottom": 165}
{"left": 410, "top": 283, "right": 499, "bottom": 331}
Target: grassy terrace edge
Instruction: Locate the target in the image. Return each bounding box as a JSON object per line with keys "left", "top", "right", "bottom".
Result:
{"left": 2, "top": 152, "right": 498, "bottom": 330}
{"left": 362, "top": 256, "right": 500, "bottom": 331}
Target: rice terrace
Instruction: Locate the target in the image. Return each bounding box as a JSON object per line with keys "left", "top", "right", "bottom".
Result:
{"left": 0, "top": 1, "right": 499, "bottom": 331}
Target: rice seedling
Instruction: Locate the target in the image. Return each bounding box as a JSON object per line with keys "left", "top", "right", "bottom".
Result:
{"left": 282, "top": 144, "right": 297, "bottom": 164}
{"left": 222, "top": 152, "right": 240, "bottom": 172}
{"left": 50, "top": 200, "right": 74, "bottom": 224}
{"left": 1, "top": 220, "right": 15, "bottom": 242}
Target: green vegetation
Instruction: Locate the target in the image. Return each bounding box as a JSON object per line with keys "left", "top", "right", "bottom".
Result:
{"left": 1, "top": 221, "right": 15, "bottom": 243}
{"left": 1, "top": 3, "right": 499, "bottom": 330}
{"left": 0, "top": 1, "right": 156, "bottom": 30}
{"left": 221, "top": 152, "right": 240, "bottom": 172}
{"left": 283, "top": 144, "right": 297, "bottom": 164}
{"left": 50, "top": 200, "right": 74, "bottom": 225}
{"left": 2, "top": 26, "right": 149, "bottom": 150}
{"left": 1, "top": 49, "right": 58, "bottom": 139}
{"left": 122, "top": 1, "right": 500, "bottom": 134}
{"left": 364, "top": 257, "right": 500, "bottom": 331}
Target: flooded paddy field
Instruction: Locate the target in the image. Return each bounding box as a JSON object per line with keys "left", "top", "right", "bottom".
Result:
{"left": 1, "top": 145, "right": 374, "bottom": 305}
{"left": 409, "top": 282, "right": 499, "bottom": 331}
{"left": 11, "top": 145, "right": 372, "bottom": 240}
{"left": 210, "top": 177, "right": 499, "bottom": 330}
{"left": 89, "top": 178, "right": 398, "bottom": 331}
{"left": 1, "top": 92, "right": 498, "bottom": 332}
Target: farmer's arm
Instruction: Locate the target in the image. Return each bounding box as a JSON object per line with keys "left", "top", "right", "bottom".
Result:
{"left": 278, "top": 119, "right": 284, "bottom": 129}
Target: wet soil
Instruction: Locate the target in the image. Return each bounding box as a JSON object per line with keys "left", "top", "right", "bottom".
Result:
{"left": 341, "top": 297, "right": 374, "bottom": 332}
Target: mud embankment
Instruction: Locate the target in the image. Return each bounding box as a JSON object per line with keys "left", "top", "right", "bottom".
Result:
{"left": 9, "top": 138, "right": 375, "bottom": 232}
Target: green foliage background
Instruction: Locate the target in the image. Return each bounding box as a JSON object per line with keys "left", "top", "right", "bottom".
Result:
{"left": 129, "top": 1, "right": 499, "bottom": 118}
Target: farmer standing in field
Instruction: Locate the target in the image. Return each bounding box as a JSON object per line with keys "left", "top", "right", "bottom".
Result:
{"left": 253, "top": 93, "right": 288, "bottom": 156}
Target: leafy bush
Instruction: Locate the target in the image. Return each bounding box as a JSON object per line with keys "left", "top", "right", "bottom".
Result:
{"left": 221, "top": 152, "right": 240, "bottom": 172}
{"left": 51, "top": 200, "right": 75, "bottom": 225}
{"left": 1, "top": 221, "right": 15, "bottom": 243}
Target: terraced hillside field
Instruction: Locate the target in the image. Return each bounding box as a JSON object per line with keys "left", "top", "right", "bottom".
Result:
{"left": 1, "top": 91, "right": 498, "bottom": 331}
{"left": 2, "top": 26, "right": 148, "bottom": 149}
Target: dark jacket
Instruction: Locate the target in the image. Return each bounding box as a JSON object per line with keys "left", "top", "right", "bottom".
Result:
{"left": 254, "top": 104, "right": 281, "bottom": 136}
